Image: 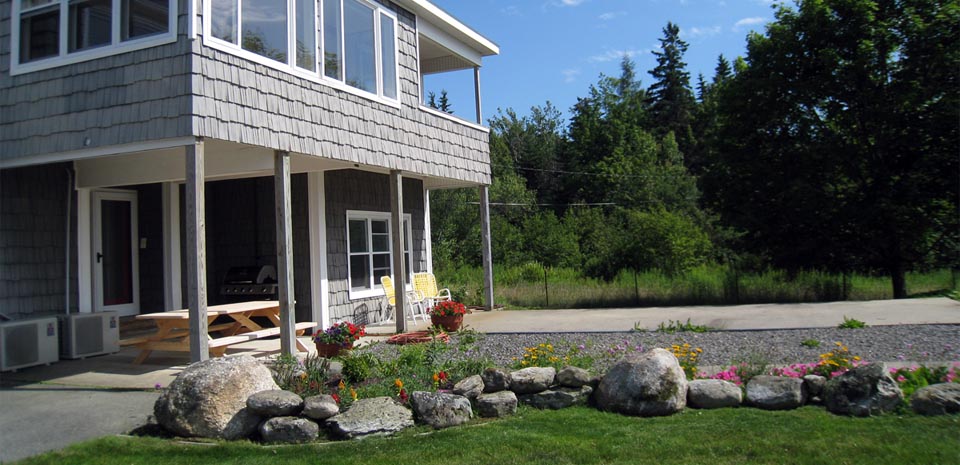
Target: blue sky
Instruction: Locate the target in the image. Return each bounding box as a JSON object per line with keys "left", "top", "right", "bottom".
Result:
{"left": 424, "top": 0, "right": 779, "bottom": 124}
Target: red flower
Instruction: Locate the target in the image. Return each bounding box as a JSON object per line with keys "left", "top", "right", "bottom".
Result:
{"left": 399, "top": 388, "right": 408, "bottom": 403}
{"left": 438, "top": 371, "right": 448, "bottom": 381}
{"left": 332, "top": 393, "right": 341, "bottom": 404}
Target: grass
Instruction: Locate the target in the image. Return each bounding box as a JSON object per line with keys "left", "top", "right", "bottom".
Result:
{"left": 14, "top": 407, "right": 960, "bottom": 465}
{"left": 837, "top": 316, "right": 868, "bottom": 329}
{"left": 439, "top": 265, "right": 957, "bottom": 309}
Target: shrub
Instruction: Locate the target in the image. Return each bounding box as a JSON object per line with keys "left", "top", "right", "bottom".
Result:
{"left": 837, "top": 316, "right": 867, "bottom": 329}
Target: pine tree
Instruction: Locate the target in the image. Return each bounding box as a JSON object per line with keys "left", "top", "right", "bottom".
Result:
{"left": 647, "top": 22, "right": 696, "bottom": 157}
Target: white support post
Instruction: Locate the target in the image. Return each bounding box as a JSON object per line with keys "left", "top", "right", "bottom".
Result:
{"left": 185, "top": 138, "right": 209, "bottom": 362}
{"left": 423, "top": 188, "right": 433, "bottom": 274}
{"left": 479, "top": 185, "right": 494, "bottom": 310}
{"left": 162, "top": 182, "right": 182, "bottom": 311}
{"left": 474, "top": 66, "right": 483, "bottom": 125}
{"left": 275, "top": 151, "right": 296, "bottom": 356}
{"left": 308, "top": 172, "right": 330, "bottom": 328}
{"left": 390, "top": 170, "right": 407, "bottom": 333}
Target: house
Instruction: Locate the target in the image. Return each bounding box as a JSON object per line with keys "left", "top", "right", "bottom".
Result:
{"left": 0, "top": 0, "right": 498, "bottom": 360}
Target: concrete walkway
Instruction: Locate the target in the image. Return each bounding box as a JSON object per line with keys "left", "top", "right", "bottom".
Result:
{"left": 0, "top": 297, "right": 957, "bottom": 462}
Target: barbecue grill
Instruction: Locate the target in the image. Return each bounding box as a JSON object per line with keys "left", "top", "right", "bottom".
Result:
{"left": 220, "top": 265, "right": 278, "bottom": 301}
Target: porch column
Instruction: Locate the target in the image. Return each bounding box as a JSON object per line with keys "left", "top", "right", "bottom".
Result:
{"left": 162, "top": 182, "right": 182, "bottom": 311}
{"left": 473, "top": 66, "right": 483, "bottom": 125}
{"left": 390, "top": 170, "right": 407, "bottom": 333}
{"left": 275, "top": 151, "right": 296, "bottom": 356}
{"left": 479, "top": 185, "right": 494, "bottom": 310}
{"left": 185, "top": 138, "right": 208, "bottom": 362}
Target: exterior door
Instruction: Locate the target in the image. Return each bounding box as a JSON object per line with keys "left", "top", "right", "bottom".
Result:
{"left": 92, "top": 190, "right": 140, "bottom": 316}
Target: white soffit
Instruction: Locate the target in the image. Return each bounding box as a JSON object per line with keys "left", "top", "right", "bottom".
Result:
{"left": 396, "top": 0, "right": 499, "bottom": 59}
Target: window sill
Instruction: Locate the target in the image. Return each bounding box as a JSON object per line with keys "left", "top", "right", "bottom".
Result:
{"left": 10, "top": 33, "right": 178, "bottom": 76}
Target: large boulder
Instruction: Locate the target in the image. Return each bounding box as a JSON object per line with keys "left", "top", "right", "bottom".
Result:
{"left": 823, "top": 364, "right": 903, "bottom": 417}
{"left": 557, "top": 366, "right": 593, "bottom": 388}
{"left": 302, "top": 394, "right": 340, "bottom": 421}
{"left": 803, "top": 375, "right": 827, "bottom": 400}
{"left": 154, "top": 355, "right": 278, "bottom": 439}
{"left": 409, "top": 391, "right": 473, "bottom": 429}
{"left": 325, "top": 397, "right": 414, "bottom": 439}
{"left": 519, "top": 386, "right": 593, "bottom": 410}
{"left": 247, "top": 390, "right": 304, "bottom": 417}
{"left": 453, "top": 375, "right": 484, "bottom": 400}
{"left": 746, "top": 376, "right": 806, "bottom": 410}
{"left": 481, "top": 368, "right": 511, "bottom": 393}
{"left": 911, "top": 383, "right": 960, "bottom": 416}
{"left": 594, "top": 348, "right": 687, "bottom": 417}
{"left": 510, "top": 367, "right": 556, "bottom": 394}
{"left": 476, "top": 391, "right": 518, "bottom": 418}
{"left": 259, "top": 417, "right": 319, "bottom": 444}
{"left": 687, "top": 379, "right": 742, "bottom": 409}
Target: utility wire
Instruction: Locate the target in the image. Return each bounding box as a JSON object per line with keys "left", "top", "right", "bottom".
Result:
{"left": 492, "top": 162, "right": 693, "bottom": 179}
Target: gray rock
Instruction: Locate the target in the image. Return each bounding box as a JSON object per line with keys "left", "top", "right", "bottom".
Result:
{"left": 154, "top": 355, "right": 278, "bottom": 440}
{"left": 557, "top": 366, "right": 592, "bottom": 388}
{"left": 325, "top": 397, "right": 414, "bottom": 439}
{"left": 453, "top": 375, "right": 484, "bottom": 400}
{"left": 911, "top": 383, "right": 960, "bottom": 416}
{"left": 476, "top": 391, "right": 518, "bottom": 418}
{"left": 803, "top": 375, "right": 827, "bottom": 398}
{"left": 259, "top": 417, "right": 319, "bottom": 444}
{"left": 823, "top": 364, "right": 903, "bottom": 417}
{"left": 510, "top": 367, "right": 557, "bottom": 394}
{"left": 594, "top": 348, "right": 688, "bottom": 417}
{"left": 746, "top": 376, "right": 807, "bottom": 410}
{"left": 519, "top": 386, "right": 593, "bottom": 409}
{"left": 247, "top": 390, "right": 304, "bottom": 417}
{"left": 302, "top": 394, "right": 340, "bottom": 420}
{"left": 687, "top": 379, "right": 742, "bottom": 409}
{"left": 410, "top": 391, "right": 473, "bottom": 429}
{"left": 481, "top": 368, "right": 511, "bottom": 393}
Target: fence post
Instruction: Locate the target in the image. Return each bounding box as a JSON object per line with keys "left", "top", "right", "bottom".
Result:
{"left": 544, "top": 267, "right": 549, "bottom": 308}
{"left": 634, "top": 269, "right": 640, "bottom": 305}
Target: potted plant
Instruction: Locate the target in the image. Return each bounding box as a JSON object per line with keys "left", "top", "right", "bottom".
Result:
{"left": 429, "top": 300, "right": 466, "bottom": 332}
{"left": 313, "top": 322, "right": 366, "bottom": 358}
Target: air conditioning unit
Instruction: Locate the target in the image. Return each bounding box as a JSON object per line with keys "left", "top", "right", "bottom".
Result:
{"left": 0, "top": 317, "right": 60, "bottom": 372}
{"left": 58, "top": 312, "right": 120, "bottom": 359}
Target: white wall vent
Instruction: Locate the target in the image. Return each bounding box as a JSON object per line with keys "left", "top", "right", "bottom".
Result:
{"left": 58, "top": 312, "right": 120, "bottom": 359}
{"left": 0, "top": 317, "right": 60, "bottom": 372}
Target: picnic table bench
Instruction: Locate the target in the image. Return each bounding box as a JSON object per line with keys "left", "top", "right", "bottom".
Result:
{"left": 126, "top": 301, "right": 316, "bottom": 364}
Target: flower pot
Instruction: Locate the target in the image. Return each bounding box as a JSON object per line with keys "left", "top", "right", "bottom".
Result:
{"left": 430, "top": 314, "right": 463, "bottom": 332}
{"left": 315, "top": 342, "right": 352, "bottom": 358}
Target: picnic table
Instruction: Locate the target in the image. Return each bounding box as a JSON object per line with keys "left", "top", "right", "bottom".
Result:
{"left": 127, "top": 301, "right": 316, "bottom": 364}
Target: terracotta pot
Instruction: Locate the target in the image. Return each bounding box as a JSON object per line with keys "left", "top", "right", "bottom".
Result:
{"left": 430, "top": 314, "right": 463, "bottom": 332}
{"left": 315, "top": 342, "right": 352, "bottom": 358}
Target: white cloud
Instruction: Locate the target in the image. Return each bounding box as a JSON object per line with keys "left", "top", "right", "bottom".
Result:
{"left": 684, "top": 26, "right": 722, "bottom": 38}
{"left": 587, "top": 49, "right": 646, "bottom": 63}
{"left": 598, "top": 11, "right": 626, "bottom": 20}
{"left": 561, "top": 68, "right": 581, "bottom": 83}
{"left": 560, "top": 0, "right": 585, "bottom": 5}
{"left": 733, "top": 17, "right": 768, "bottom": 31}
{"left": 501, "top": 5, "right": 521, "bottom": 16}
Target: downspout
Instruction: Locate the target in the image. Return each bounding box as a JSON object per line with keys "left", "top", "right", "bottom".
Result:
{"left": 65, "top": 167, "right": 73, "bottom": 315}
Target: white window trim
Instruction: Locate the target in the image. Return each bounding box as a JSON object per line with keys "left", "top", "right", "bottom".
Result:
{"left": 345, "top": 210, "right": 414, "bottom": 300}
{"left": 10, "top": 0, "right": 178, "bottom": 76}
{"left": 200, "top": 0, "right": 401, "bottom": 108}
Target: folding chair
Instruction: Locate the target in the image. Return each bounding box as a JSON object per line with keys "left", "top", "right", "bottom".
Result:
{"left": 380, "top": 275, "right": 427, "bottom": 324}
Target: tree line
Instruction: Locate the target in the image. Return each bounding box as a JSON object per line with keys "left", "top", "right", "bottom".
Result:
{"left": 431, "top": 0, "right": 959, "bottom": 298}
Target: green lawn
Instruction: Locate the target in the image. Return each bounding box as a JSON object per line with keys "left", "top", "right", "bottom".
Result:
{"left": 15, "top": 406, "right": 960, "bottom": 465}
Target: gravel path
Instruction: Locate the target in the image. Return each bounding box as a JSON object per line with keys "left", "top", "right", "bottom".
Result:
{"left": 364, "top": 324, "right": 960, "bottom": 374}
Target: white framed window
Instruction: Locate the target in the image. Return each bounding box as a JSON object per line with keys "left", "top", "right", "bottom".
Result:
{"left": 11, "top": 0, "right": 176, "bottom": 75}
{"left": 346, "top": 210, "right": 414, "bottom": 300}
{"left": 203, "top": 0, "right": 399, "bottom": 103}
{"left": 322, "top": 0, "right": 399, "bottom": 100}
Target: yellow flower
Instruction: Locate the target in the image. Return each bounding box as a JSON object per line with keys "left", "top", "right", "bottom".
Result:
{"left": 339, "top": 379, "right": 346, "bottom": 390}
{"left": 350, "top": 388, "right": 358, "bottom": 401}
{"left": 853, "top": 356, "right": 861, "bottom": 361}
{"left": 432, "top": 373, "right": 440, "bottom": 383}
{"left": 299, "top": 372, "right": 307, "bottom": 381}
{"left": 835, "top": 342, "right": 843, "bottom": 347}
{"left": 394, "top": 379, "right": 404, "bottom": 390}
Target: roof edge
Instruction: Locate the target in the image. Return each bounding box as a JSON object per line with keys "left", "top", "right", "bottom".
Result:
{"left": 394, "top": 0, "right": 500, "bottom": 57}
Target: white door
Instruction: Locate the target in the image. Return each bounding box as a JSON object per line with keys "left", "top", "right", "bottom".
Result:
{"left": 92, "top": 190, "right": 140, "bottom": 316}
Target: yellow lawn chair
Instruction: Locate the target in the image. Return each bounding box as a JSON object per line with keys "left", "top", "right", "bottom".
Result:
{"left": 380, "top": 275, "right": 427, "bottom": 324}
{"left": 413, "top": 272, "right": 452, "bottom": 310}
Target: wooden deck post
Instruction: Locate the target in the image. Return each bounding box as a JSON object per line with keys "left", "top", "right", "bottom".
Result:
{"left": 474, "top": 66, "right": 483, "bottom": 125}
{"left": 185, "top": 138, "right": 209, "bottom": 362}
{"left": 479, "top": 185, "right": 495, "bottom": 310}
{"left": 275, "top": 150, "right": 296, "bottom": 357}
{"left": 390, "top": 170, "right": 407, "bottom": 333}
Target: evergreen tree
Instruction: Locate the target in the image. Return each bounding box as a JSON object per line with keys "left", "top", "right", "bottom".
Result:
{"left": 647, "top": 22, "right": 697, "bottom": 158}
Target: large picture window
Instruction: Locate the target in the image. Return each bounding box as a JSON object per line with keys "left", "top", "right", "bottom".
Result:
{"left": 323, "top": 0, "right": 399, "bottom": 101}
{"left": 346, "top": 211, "right": 414, "bottom": 298}
{"left": 13, "top": 0, "right": 175, "bottom": 72}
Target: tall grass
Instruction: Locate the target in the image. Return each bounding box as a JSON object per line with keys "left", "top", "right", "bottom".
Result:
{"left": 436, "top": 264, "right": 957, "bottom": 309}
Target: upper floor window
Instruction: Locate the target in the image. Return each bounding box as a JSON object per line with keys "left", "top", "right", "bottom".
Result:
{"left": 13, "top": 0, "right": 175, "bottom": 73}
{"left": 206, "top": 0, "right": 399, "bottom": 102}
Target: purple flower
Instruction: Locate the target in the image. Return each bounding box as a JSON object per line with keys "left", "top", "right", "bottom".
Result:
{"left": 154, "top": 383, "right": 163, "bottom": 390}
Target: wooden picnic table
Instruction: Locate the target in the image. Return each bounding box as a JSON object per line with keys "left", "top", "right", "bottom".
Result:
{"left": 129, "top": 301, "right": 316, "bottom": 364}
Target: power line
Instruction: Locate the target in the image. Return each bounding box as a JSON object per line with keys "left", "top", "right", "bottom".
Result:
{"left": 492, "top": 163, "right": 693, "bottom": 179}
{"left": 468, "top": 202, "right": 617, "bottom": 207}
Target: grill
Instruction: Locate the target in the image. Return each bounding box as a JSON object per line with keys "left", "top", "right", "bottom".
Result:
{"left": 219, "top": 265, "right": 278, "bottom": 300}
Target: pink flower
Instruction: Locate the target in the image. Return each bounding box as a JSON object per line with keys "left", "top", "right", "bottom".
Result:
{"left": 896, "top": 375, "right": 906, "bottom": 383}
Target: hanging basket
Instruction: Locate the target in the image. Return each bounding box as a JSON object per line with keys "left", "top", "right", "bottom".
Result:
{"left": 315, "top": 342, "right": 352, "bottom": 358}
